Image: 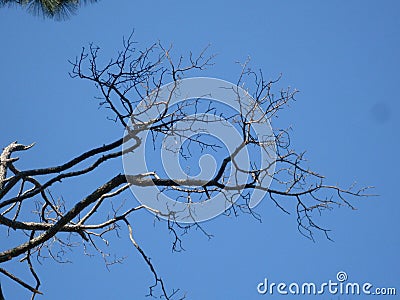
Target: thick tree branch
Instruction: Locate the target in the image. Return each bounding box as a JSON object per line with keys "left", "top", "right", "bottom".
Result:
{"left": 0, "top": 174, "right": 126, "bottom": 263}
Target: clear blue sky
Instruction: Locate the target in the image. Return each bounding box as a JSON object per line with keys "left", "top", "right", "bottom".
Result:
{"left": 1, "top": 1, "right": 399, "bottom": 299}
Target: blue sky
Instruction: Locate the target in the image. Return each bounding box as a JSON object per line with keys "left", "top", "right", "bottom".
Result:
{"left": 0, "top": 1, "right": 399, "bottom": 299}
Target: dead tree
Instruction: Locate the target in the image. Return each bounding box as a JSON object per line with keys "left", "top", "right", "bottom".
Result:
{"left": 0, "top": 35, "right": 370, "bottom": 299}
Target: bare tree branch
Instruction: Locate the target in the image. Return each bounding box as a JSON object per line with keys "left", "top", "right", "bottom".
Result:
{"left": 0, "top": 34, "right": 371, "bottom": 299}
